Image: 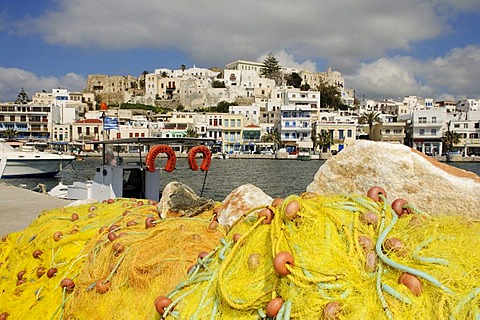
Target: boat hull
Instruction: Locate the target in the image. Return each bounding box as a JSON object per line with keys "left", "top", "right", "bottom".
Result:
{"left": 0, "top": 156, "right": 75, "bottom": 178}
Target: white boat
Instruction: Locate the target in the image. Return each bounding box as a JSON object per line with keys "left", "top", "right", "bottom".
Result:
{"left": 48, "top": 137, "right": 215, "bottom": 202}
{"left": 0, "top": 139, "right": 75, "bottom": 178}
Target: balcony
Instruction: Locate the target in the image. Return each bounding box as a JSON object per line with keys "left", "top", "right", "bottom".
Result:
{"left": 414, "top": 121, "right": 443, "bottom": 127}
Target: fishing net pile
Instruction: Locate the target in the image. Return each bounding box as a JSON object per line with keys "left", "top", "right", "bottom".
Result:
{"left": 1, "top": 187, "right": 479, "bottom": 319}
{"left": 0, "top": 198, "right": 225, "bottom": 319}
{"left": 154, "top": 188, "right": 480, "bottom": 319}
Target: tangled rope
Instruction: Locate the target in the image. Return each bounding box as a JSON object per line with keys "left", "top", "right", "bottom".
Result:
{"left": 155, "top": 188, "right": 480, "bottom": 319}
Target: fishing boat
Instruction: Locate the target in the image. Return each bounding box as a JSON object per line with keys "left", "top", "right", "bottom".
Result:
{"left": 48, "top": 137, "right": 214, "bottom": 202}
{"left": 0, "top": 139, "right": 75, "bottom": 178}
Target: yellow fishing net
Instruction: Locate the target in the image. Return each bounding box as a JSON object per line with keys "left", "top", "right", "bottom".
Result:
{"left": 1, "top": 190, "right": 479, "bottom": 319}
{"left": 0, "top": 198, "right": 224, "bottom": 319}
{"left": 156, "top": 191, "right": 480, "bottom": 319}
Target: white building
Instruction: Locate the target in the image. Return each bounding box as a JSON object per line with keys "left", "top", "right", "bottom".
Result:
{"left": 410, "top": 107, "right": 447, "bottom": 155}
{"left": 229, "top": 105, "right": 261, "bottom": 124}
{"left": 225, "top": 60, "right": 264, "bottom": 77}
{"left": 280, "top": 104, "right": 314, "bottom": 153}
{"left": 316, "top": 111, "right": 357, "bottom": 152}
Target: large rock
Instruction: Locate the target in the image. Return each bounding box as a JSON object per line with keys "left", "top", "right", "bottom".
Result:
{"left": 157, "top": 181, "right": 215, "bottom": 218}
{"left": 216, "top": 184, "right": 273, "bottom": 229}
{"left": 307, "top": 140, "right": 480, "bottom": 218}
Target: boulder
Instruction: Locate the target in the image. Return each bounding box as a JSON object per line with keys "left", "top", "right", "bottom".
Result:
{"left": 157, "top": 181, "right": 215, "bottom": 219}
{"left": 306, "top": 140, "right": 480, "bottom": 218}
{"left": 216, "top": 184, "right": 273, "bottom": 229}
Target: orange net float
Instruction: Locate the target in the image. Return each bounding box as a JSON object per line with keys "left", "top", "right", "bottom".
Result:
{"left": 145, "top": 144, "right": 177, "bottom": 173}
{"left": 366, "top": 186, "right": 387, "bottom": 202}
{"left": 187, "top": 145, "right": 212, "bottom": 171}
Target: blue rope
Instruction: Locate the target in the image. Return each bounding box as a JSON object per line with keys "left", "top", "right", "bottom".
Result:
{"left": 375, "top": 207, "right": 454, "bottom": 295}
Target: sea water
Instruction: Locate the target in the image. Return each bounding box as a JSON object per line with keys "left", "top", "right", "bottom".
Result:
{"left": 4, "top": 157, "right": 480, "bottom": 201}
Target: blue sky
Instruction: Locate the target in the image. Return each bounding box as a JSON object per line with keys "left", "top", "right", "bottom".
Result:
{"left": 0, "top": 0, "right": 479, "bottom": 102}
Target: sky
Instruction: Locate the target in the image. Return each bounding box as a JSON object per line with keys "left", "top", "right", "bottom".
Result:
{"left": 0, "top": 0, "right": 479, "bottom": 103}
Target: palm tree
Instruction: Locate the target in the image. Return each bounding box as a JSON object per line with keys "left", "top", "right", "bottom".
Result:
{"left": 359, "top": 111, "right": 381, "bottom": 139}
{"left": 442, "top": 121, "right": 461, "bottom": 152}
{"left": 2, "top": 128, "right": 18, "bottom": 140}
{"left": 185, "top": 128, "right": 198, "bottom": 138}
{"left": 261, "top": 128, "right": 281, "bottom": 151}
{"left": 316, "top": 129, "right": 332, "bottom": 153}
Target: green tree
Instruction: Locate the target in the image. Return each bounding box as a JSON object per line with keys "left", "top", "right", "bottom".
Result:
{"left": 181, "top": 64, "right": 186, "bottom": 73}
{"left": 2, "top": 128, "right": 18, "bottom": 140}
{"left": 442, "top": 121, "right": 461, "bottom": 152}
{"left": 185, "top": 128, "right": 198, "bottom": 138}
{"left": 211, "top": 80, "right": 226, "bottom": 88}
{"left": 316, "top": 81, "right": 343, "bottom": 109}
{"left": 285, "top": 72, "right": 302, "bottom": 88}
{"left": 15, "top": 88, "right": 30, "bottom": 104}
{"left": 140, "top": 71, "right": 149, "bottom": 92}
{"left": 260, "top": 52, "right": 282, "bottom": 86}
{"left": 359, "top": 111, "right": 381, "bottom": 139}
{"left": 300, "top": 83, "right": 311, "bottom": 91}
{"left": 316, "top": 129, "right": 332, "bottom": 152}
{"left": 261, "top": 128, "right": 281, "bottom": 151}
{"left": 216, "top": 101, "right": 236, "bottom": 113}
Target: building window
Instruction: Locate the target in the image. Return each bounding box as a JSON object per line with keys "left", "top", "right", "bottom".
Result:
{"left": 419, "top": 117, "right": 427, "bottom": 123}
{"left": 431, "top": 129, "right": 436, "bottom": 135}
{"left": 432, "top": 116, "right": 437, "bottom": 123}
{"left": 78, "top": 127, "right": 82, "bottom": 134}
{"left": 419, "top": 129, "right": 425, "bottom": 135}
{"left": 347, "top": 130, "right": 352, "bottom": 138}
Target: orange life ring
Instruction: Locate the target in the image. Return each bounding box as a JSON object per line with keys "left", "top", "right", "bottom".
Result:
{"left": 145, "top": 145, "right": 176, "bottom": 173}
{"left": 188, "top": 145, "right": 212, "bottom": 171}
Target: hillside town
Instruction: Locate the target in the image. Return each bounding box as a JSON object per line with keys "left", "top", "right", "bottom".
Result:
{"left": 0, "top": 57, "right": 479, "bottom": 159}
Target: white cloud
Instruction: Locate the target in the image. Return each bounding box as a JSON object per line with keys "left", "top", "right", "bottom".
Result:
{"left": 346, "top": 45, "right": 480, "bottom": 100}
{"left": 6, "top": 0, "right": 480, "bottom": 100}
{"left": 16, "top": 0, "right": 454, "bottom": 71}
{"left": 0, "top": 68, "right": 85, "bottom": 102}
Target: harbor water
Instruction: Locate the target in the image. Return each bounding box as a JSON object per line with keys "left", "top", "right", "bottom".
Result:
{"left": 4, "top": 157, "right": 480, "bottom": 202}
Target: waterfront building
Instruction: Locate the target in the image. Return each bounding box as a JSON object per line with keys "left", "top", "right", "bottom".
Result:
{"left": 449, "top": 102, "right": 480, "bottom": 155}
{"left": 205, "top": 113, "right": 223, "bottom": 142}
{"left": 71, "top": 119, "right": 102, "bottom": 151}
{"left": 409, "top": 107, "right": 447, "bottom": 156}
{"left": 241, "top": 124, "right": 262, "bottom": 153}
{"left": 280, "top": 104, "right": 314, "bottom": 153}
{"left": 368, "top": 114, "right": 406, "bottom": 144}
{"left": 0, "top": 102, "right": 50, "bottom": 140}
{"left": 222, "top": 114, "right": 246, "bottom": 153}
{"left": 315, "top": 112, "right": 357, "bottom": 152}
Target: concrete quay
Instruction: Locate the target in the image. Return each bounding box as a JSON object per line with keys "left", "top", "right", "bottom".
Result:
{"left": 0, "top": 182, "right": 71, "bottom": 237}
